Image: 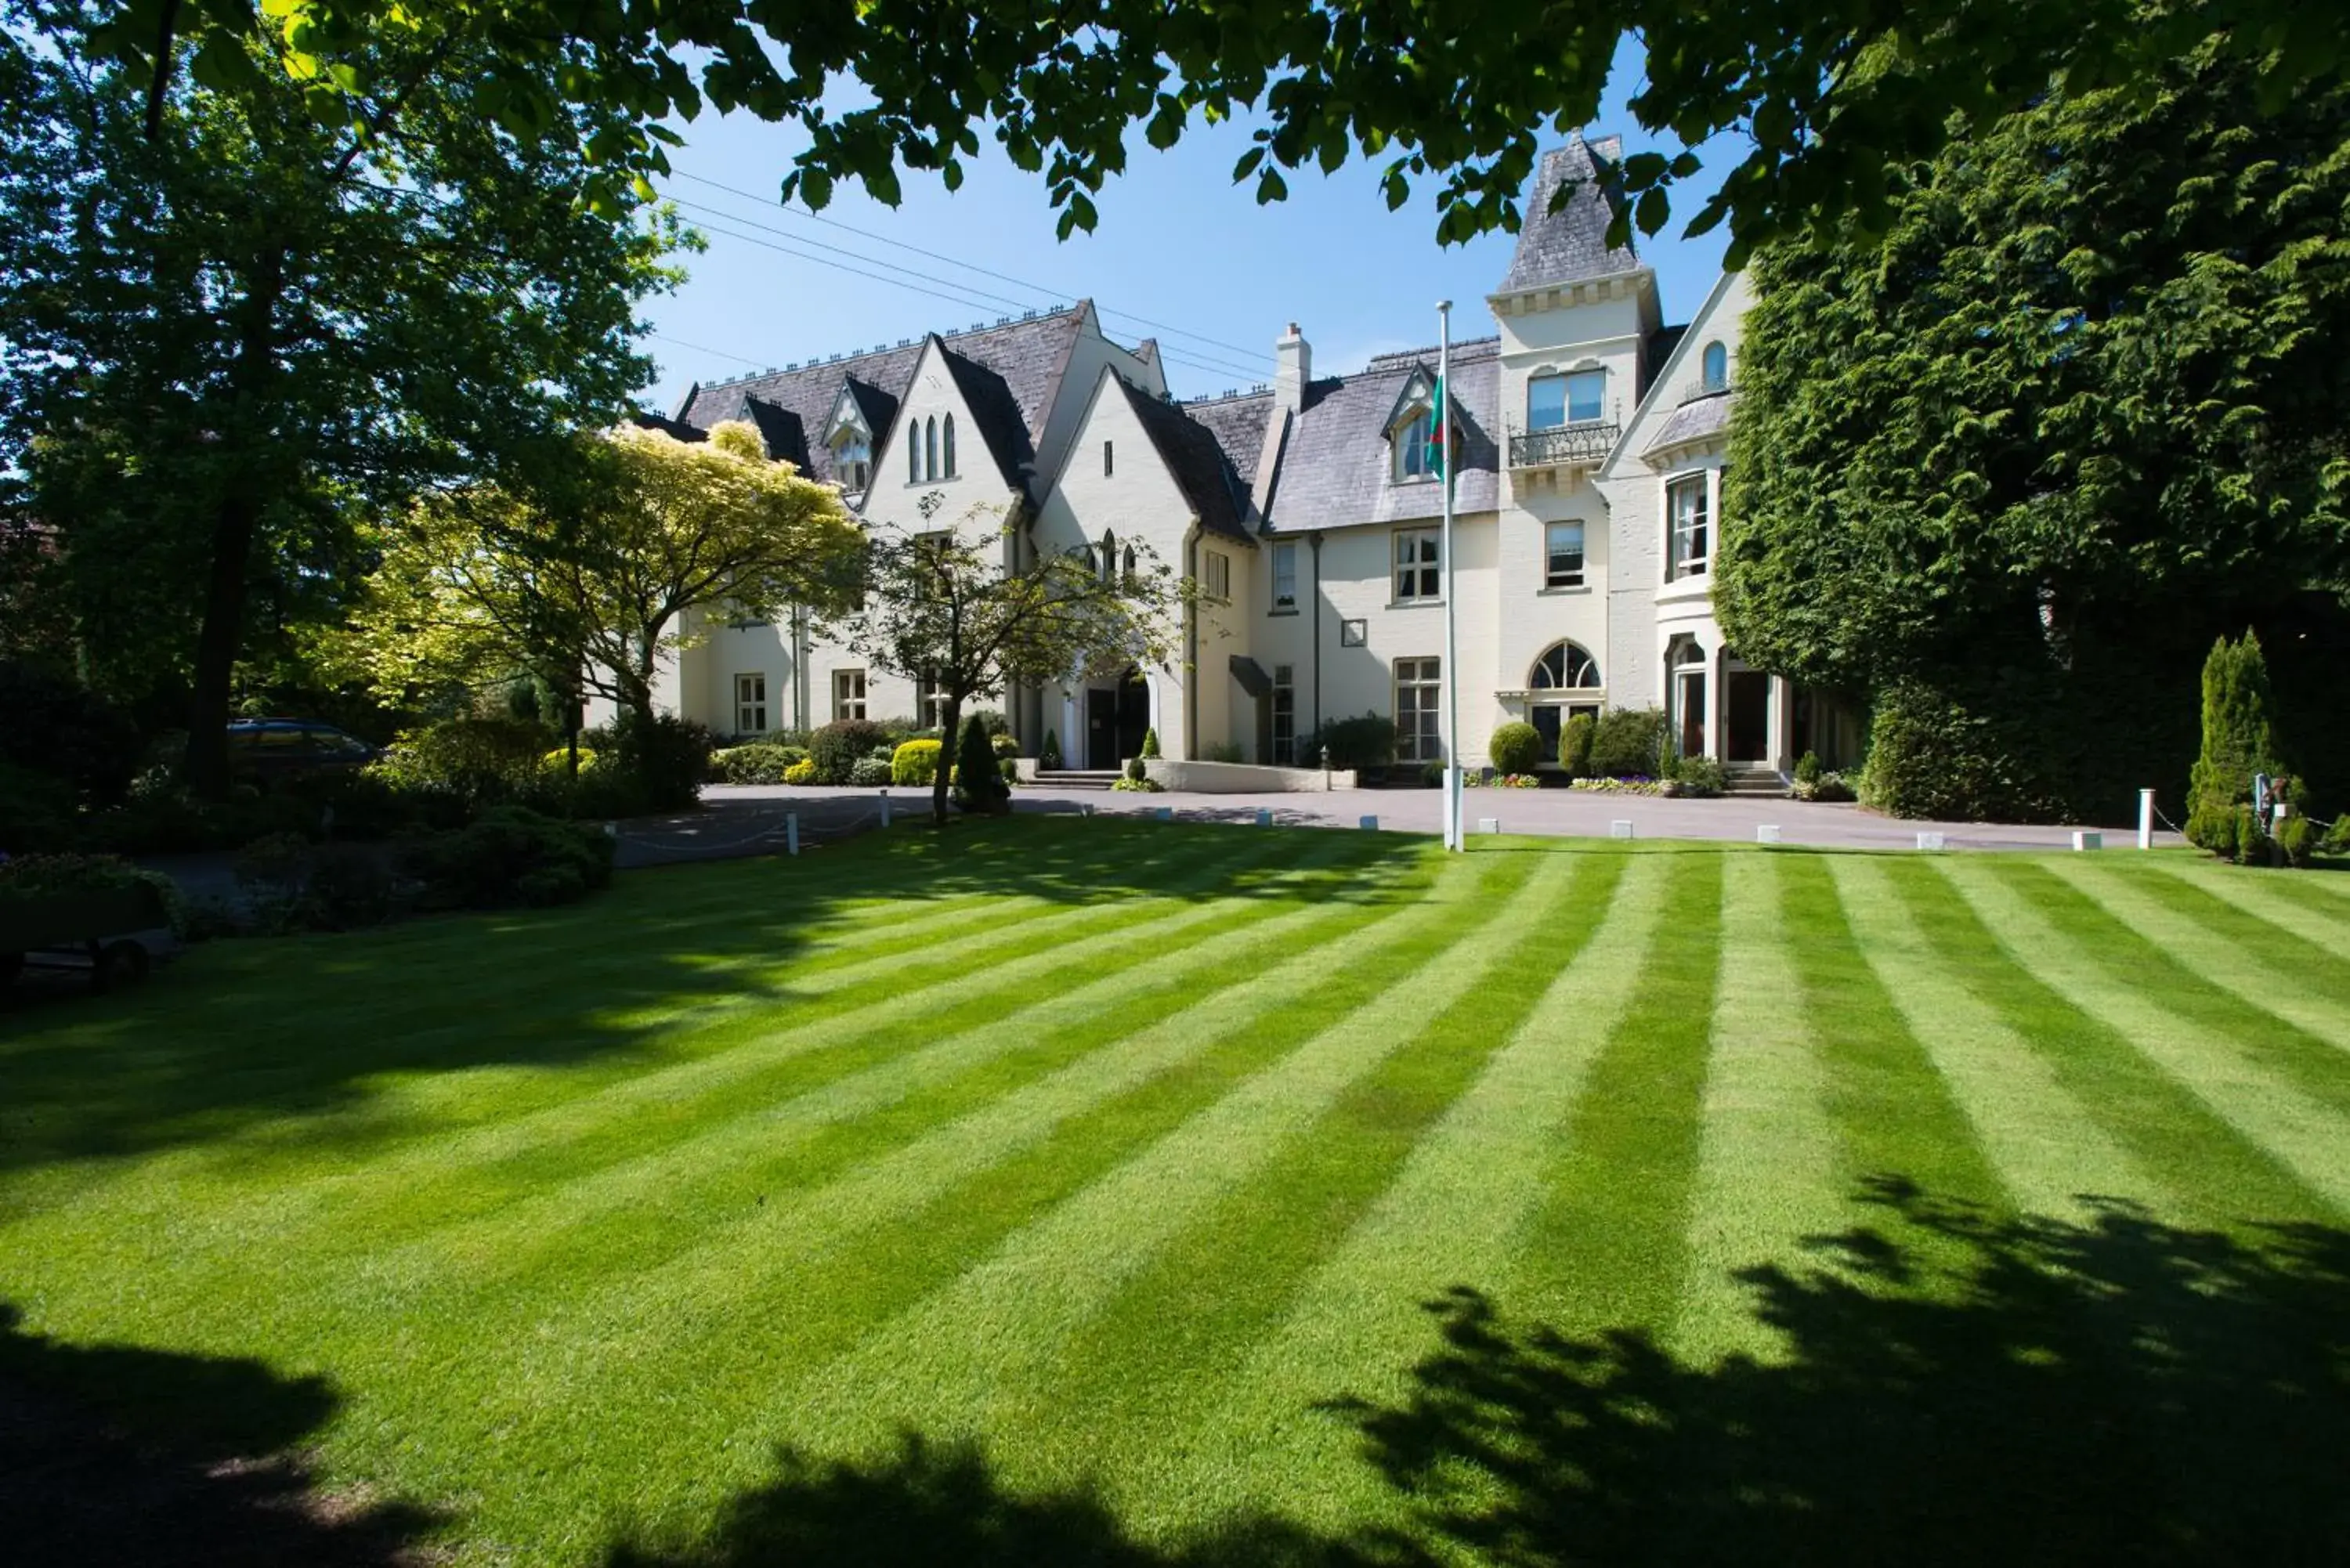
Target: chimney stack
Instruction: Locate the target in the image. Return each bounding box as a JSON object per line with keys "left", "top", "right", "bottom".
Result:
{"left": 1274, "top": 322, "right": 1311, "bottom": 413}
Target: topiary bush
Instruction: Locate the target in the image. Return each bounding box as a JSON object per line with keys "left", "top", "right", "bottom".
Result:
{"left": 1675, "top": 756, "right": 1729, "bottom": 797}
{"left": 849, "top": 756, "right": 895, "bottom": 786}
{"left": 891, "top": 738, "right": 945, "bottom": 786}
{"left": 954, "top": 714, "right": 1012, "bottom": 815}
{"left": 809, "top": 719, "right": 895, "bottom": 784}
{"left": 1560, "top": 712, "right": 1596, "bottom": 777}
{"left": 1488, "top": 721, "right": 1545, "bottom": 775}
{"left": 1140, "top": 727, "right": 1162, "bottom": 760}
{"left": 1795, "top": 750, "right": 1824, "bottom": 787}
{"left": 1040, "top": 729, "right": 1062, "bottom": 770}
{"left": 398, "top": 806, "right": 613, "bottom": 909}
{"left": 1585, "top": 707, "right": 1671, "bottom": 780}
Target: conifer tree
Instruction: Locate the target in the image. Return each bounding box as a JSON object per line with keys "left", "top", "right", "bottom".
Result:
{"left": 953, "top": 714, "right": 1010, "bottom": 815}
{"left": 2186, "top": 631, "right": 2281, "bottom": 856}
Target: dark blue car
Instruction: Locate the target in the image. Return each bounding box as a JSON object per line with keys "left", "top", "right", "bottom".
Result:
{"left": 226, "top": 719, "right": 381, "bottom": 779}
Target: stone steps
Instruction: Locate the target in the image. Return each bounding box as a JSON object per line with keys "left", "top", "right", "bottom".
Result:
{"left": 1032, "top": 769, "right": 1123, "bottom": 792}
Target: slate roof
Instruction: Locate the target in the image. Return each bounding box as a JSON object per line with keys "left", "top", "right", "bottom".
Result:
{"left": 629, "top": 410, "right": 707, "bottom": 443}
{"left": 739, "top": 396, "right": 807, "bottom": 469}
{"left": 1643, "top": 389, "right": 1734, "bottom": 460}
{"left": 674, "top": 306, "right": 1087, "bottom": 491}
{"left": 1496, "top": 136, "right": 1640, "bottom": 295}
{"left": 1261, "top": 338, "right": 1502, "bottom": 533}
{"left": 841, "top": 378, "right": 898, "bottom": 441}
{"left": 1180, "top": 390, "right": 1276, "bottom": 514}
{"left": 1112, "top": 378, "right": 1256, "bottom": 544}
{"left": 940, "top": 346, "right": 1036, "bottom": 489}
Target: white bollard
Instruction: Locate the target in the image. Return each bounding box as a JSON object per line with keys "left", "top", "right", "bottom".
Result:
{"left": 2138, "top": 788, "right": 2155, "bottom": 850}
{"left": 1477, "top": 817, "right": 1499, "bottom": 835}
{"left": 1756, "top": 825, "right": 1782, "bottom": 844}
{"left": 786, "top": 813, "right": 800, "bottom": 856}
{"left": 880, "top": 789, "right": 891, "bottom": 829}
{"left": 1611, "top": 819, "right": 1635, "bottom": 840}
{"left": 1916, "top": 831, "right": 1946, "bottom": 851}
{"left": 1155, "top": 806, "right": 1173, "bottom": 823}
{"left": 1256, "top": 807, "right": 1273, "bottom": 827}
{"left": 2073, "top": 829, "right": 2103, "bottom": 852}
{"left": 1081, "top": 802, "right": 1094, "bottom": 818}
{"left": 1359, "top": 815, "right": 1379, "bottom": 831}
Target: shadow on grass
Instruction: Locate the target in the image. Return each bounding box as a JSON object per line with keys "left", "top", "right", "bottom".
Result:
{"left": 0, "top": 816, "right": 1416, "bottom": 1174}
{"left": 613, "top": 1179, "right": 2350, "bottom": 1567}
{"left": 0, "top": 1302, "right": 438, "bottom": 1565}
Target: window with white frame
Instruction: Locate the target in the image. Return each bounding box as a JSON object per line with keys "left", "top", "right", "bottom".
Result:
{"left": 1668, "top": 472, "right": 1710, "bottom": 580}
{"left": 1271, "top": 663, "right": 1296, "bottom": 764}
{"left": 1528, "top": 368, "right": 1606, "bottom": 429}
{"left": 916, "top": 669, "right": 951, "bottom": 732}
{"left": 1701, "top": 341, "right": 1729, "bottom": 392}
{"left": 833, "top": 668, "right": 866, "bottom": 721}
{"left": 1271, "top": 542, "right": 1297, "bottom": 612}
{"left": 1545, "top": 521, "right": 1585, "bottom": 589}
{"left": 1393, "top": 407, "right": 1431, "bottom": 481}
{"left": 1393, "top": 526, "right": 1441, "bottom": 603}
{"left": 1530, "top": 641, "right": 1602, "bottom": 691}
{"left": 734, "top": 673, "right": 768, "bottom": 733}
{"left": 1395, "top": 656, "right": 1442, "bottom": 762}
{"left": 1203, "top": 549, "right": 1231, "bottom": 602}
{"left": 832, "top": 432, "right": 871, "bottom": 493}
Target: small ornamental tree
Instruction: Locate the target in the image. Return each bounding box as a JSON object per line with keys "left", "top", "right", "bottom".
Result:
{"left": 1140, "top": 727, "right": 1161, "bottom": 760}
{"left": 835, "top": 497, "right": 1182, "bottom": 824}
{"left": 953, "top": 714, "right": 1010, "bottom": 815}
{"left": 1040, "top": 729, "right": 1062, "bottom": 770}
{"left": 2186, "top": 631, "right": 2282, "bottom": 856}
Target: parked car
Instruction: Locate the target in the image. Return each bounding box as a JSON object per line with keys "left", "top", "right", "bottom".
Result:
{"left": 226, "top": 719, "right": 381, "bottom": 779}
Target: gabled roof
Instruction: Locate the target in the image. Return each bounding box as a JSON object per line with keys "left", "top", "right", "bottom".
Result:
{"left": 1496, "top": 136, "right": 1641, "bottom": 295}
{"left": 1262, "top": 338, "right": 1502, "bottom": 532}
{"left": 1109, "top": 376, "right": 1256, "bottom": 544}
{"left": 629, "top": 410, "right": 707, "bottom": 443}
{"left": 740, "top": 396, "right": 808, "bottom": 469}
{"left": 674, "top": 305, "right": 1089, "bottom": 490}
{"left": 938, "top": 345, "right": 1036, "bottom": 489}
{"left": 1181, "top": 391, "right": 1276, "bottom": 517}
{"left": 1643, "top": 390, "right": 1734, "bottom": 461}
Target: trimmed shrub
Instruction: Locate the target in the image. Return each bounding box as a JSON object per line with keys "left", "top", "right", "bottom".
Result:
{"left": 710, "top": 743, "right": 801, "bottom": 786}
{"left": 1857, "top": 681, "right": 2071, "bottom": 822}
{"left": 809, "top": 719, "right": 894, "bottom": 784}
{"left": 370, "top": 716, "right": 555, "bottom": 813}
{"left": 1040, "top": 730, "right": 1063, "bottom": 770}
{"left": 954, "top": 715, "right": 1012, "bottom": 815}
{"left": 1317, "top": 713, "right": 1397, "bottom": 771}
{"left": 1140, "top": 727, "right": 1162, "bottom": 760}
{"left": 891, "top": 738, "right": 945, "bottom": 786}
{"left": 1795, "top": 771, "right": 1857, "bottom": 804}
{"left": 992, "top": 733, "right": 1020, "bottom": 761}
{"left": 2276, "top": 813, "right": 2316, "bottom": 869}
{"left": 849, "top": 756, "right": 894, "bottom": 786}
{"left": 1000, "top": 757, "right": 1020, "bottom": 784}
{"left": 1675, "top": 756, "right": 1729, "bottom": 797}
{"left": 541, "top": 746, "right": 603, "bottom": 776}
{"left": 1200, "top": 742, "right": 1244, "bottom": 764}
{"left": 2186, "top": 632, "right": 2282, "bottom": 856}
{"left": 1488, "top": 721, "right": 1545, "bottom": 775}
{"left": 1795, "top": 750, "right": 1824, "bottom": 786}
{"left": 398, "top": 807, "right": 613, "bottom": 909}
{"left": 606, "top": 712, "right": 715, "bottom": 811}
{"left": 1125, "top": 753, "right": 1146, "bottom": 783}
{"left": 1586, "top": 707, "right": 1671, "bottom": 780}
{"left": 783, "top": 758, "right": 817, "bottom": 786}
{"left": 1560, "top": 712, "right": 1596, "bottom": 778}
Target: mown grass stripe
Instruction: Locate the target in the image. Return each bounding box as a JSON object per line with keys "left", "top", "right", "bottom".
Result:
{"left": 1507, "top": 848, "right": 1725, "bottom": 1332}
{"left": 2071, "top": 859, "right": 2350, "bottom": 1011}
{"left": 1670, "top": 851, "right": 1851, "bottom": 1367}
{"left": 1828, "top": 856, "right": 2147, "bottom": 1219}
{"left": 1010, "top": 848, "right": 1607, "bottom": 1486}
{"left": 1773, "top": 852, "right": 2008, "bottom": 1235}
{"left": 105, "top": 839, "right": 1370, "bottom": 1339}
{"left": 760, "top": 850, "right": 1542, "bottom": 1477}
{"left": 2137, "top": 861, "right": 2350, "bottom": 963}
{"left": 1986, "top": 861, "right": 2350, "bottom": 1118}
{"left": 1108, "top": 842, "right": 1666, "bottom": 1546}
{"left": 1940, "top": 860, "right": 2350, "bottom": 1214}
{"left": 387, "top": 848, "right": 1487, "bottom": 1542}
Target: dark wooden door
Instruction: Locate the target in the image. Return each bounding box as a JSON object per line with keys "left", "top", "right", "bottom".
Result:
{"left": 1727, "top": 670, "right": 1770, "bottom": 762}
{"left": 1086, "top": 688, "right": 1118, "bottom": 770}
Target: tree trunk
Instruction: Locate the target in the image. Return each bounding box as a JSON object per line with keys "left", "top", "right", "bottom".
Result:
{"left": 183, "top": 250, "right": 287, "bottom": 799}
{"left": 931, "top": 695, "right": 961, "bottom": 825}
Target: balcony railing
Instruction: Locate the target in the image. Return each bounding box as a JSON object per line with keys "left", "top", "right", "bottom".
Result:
{"left": 1507, "top": 419, "right": 1619, "bottom": 470}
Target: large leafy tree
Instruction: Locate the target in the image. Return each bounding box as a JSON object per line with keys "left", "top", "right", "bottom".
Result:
{"left": 70, "top": 0, "right": 2350, "bottom": 262}
{"left": 334, "top": 421, "right": 862, "bottom": 730}
{"left": 837, "top": 497, "right": 1182, "bottom": 825}
{"left": 1716, "top": 34, "right": 2350, "bottom": 819}
{"left": 0, "top": 2, "right": 684, "bottom": 792}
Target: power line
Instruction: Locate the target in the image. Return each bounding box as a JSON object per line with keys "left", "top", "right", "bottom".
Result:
{"left": 646, "top": 331, "right": 769, "bottom": 370}
{"left": 665, "top": 169, "right": 1274, "bottom": 367}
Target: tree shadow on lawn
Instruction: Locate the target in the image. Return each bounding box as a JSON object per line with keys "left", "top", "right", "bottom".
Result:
{"left": 0, "top": 817, "right": 1416, "bottom": 1176}
{"left": 0, "top": 1302, "right": 439, "bottom": 1565}
{"left": 612, "top": 1178, "right": 2350, "bottom": 1567}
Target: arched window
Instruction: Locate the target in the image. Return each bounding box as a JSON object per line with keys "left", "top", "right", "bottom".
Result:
{"left": 1122, "top": 546, "right": 1137, "bottom": 583}
{"left": 908, "top": 426, "right": 920, "bottom": 483}
{"left": 1531, "top": 641, "right": 1602, "bottom": 691}
{"left": 1100, "top": 530, "right": 1116, "bottom": 583}
{"left": 942, "top": 414, "right": 956, "bottom": 478}
{"left": 1701, "top": 341, "right": 1728, "bottom": 392}
{"left": 924, "top": 417, "right": 938, "bottom": 481}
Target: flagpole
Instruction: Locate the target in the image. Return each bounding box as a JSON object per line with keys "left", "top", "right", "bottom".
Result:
{"left": 1437, "top": 300, "right": 1460, "bottom": 853}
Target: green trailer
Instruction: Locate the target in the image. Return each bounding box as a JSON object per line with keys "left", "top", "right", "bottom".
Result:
{"left": 0, "top": 880, "right": 172, "bottom": 990}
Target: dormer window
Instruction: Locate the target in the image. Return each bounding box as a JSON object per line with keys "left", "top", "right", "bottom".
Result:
{"left": 1394, "top": 408, "right": 1432, "bottom": 481}
{"left": 831, "top": 432, "right": 871, "bottom": 493}
{"left": 1528, "top": 369, "right": 1604, "bottom": 430}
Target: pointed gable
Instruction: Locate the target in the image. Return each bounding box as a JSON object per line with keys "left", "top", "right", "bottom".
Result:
{"left": 739, "top": 396, "right": 808, "bottom": 468}
{"left": 1496, "top": 135, "right": 1640, "bottom": 295}
{"left": 938, "top": 345, "right": 1036, "bottom": 489}
{"left": 1108, "top": 377, "right": 1255, "bottom": 544}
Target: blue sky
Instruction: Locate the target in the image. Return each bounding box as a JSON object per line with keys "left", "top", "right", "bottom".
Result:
{"left": 639, "top": 39, "right": 1740, "bottom": 415}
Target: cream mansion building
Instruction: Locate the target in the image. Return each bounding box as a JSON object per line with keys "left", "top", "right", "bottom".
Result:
{"left": 627, "top": 135, "right": 1859, "bottom": 778}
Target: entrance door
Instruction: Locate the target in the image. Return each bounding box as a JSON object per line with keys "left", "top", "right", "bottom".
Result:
{"left": 1676, "top": 670, "right": 1707, "bottom": 758}
{"left": 1086, "top": 688, "right": 1118, "bottom": 770}
{"left": 1726, "top": 670, "right": 1770, "bottom": 762}
{"left": 1114, "top": 672, "right": 1149, "bottom": 763}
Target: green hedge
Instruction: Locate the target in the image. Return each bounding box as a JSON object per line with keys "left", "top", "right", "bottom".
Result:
{"left": 891, "top": 738, "right": 945, "bottom": 786}
{"left": 1586, "top": 707, "right": 1669, "bottom": 780}
{"left": 1487, "top": 721, "right": 1544, "bottom": 775}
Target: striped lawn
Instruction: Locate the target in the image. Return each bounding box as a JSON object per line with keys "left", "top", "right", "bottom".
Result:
{"left": 2, "top": 821, "right": 2345, "bottom": 1566}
